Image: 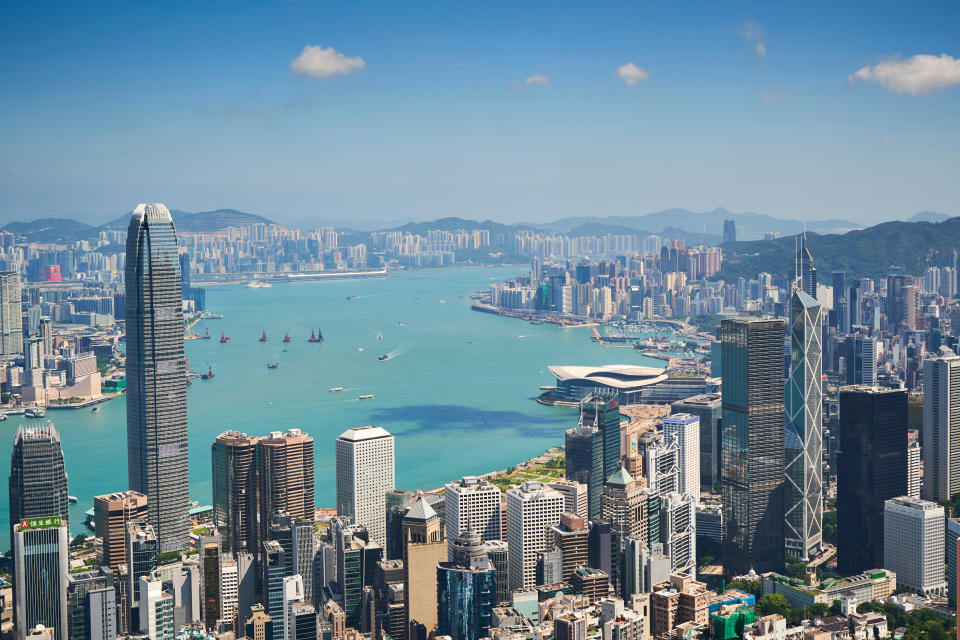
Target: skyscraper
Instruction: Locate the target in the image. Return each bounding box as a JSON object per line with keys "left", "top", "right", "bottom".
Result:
{"left": 601, "top": 467, "right": 647, "bottom": 597}
{"left": 837, "top": 386, "right": 908, "bottom": 575}
{"left": 125, "top": 203, "right": 189, "bottom": 552}
{"left": 336, "top": 426, "right": 395, "bottom": 547}
{"left": 506, "top": 481, "right": 564, "bottom": 590}
{"left": 211, "top": 430, "right": 260, "bottom": 555}
{"left": 444, "top": 476, "right": 502, "bottom": 560}
{"left": 126, "top": 520, "right": 158, "bottom": 629}
{"left": 661, "top": 414, "right": 700, "bottom": 498}
{"left": 720, "top": 316, "right": 786, "bottom": 574}
{"left": 831, "top": 271, "right": 845, "bottom": 329}
{"left": 579, "top": 394, "right": 623, "bottom": 482}
{"left": 844, "top": 333, "right": 877, "bottom": 386}
{"left": 784, "top": 285, "right": 823, "bottom": 562}
{"left": 93, "top": 491, "right": 147, "bottom": 571}
{"left": 259, "top": 429, "right": 315, "bottom": 546}
{"left": 13, "top": 517, "right": 69, "bottom": 640}
{"left": 907, "top": 430, "right": 921, "bottom": 499}
{"left": 402, "top": 496, "right": 445, "bottom": 635}
{"left": 9, "top": 422, "right": 69, "bottom": 536}
{"left": 0, "top": 271, "right": 23, "bottom": 356}
{"left": 437, "top": 526, "right": 497, "bottom": 640}
{"left": 796, "top": 235, "right": 817, "bottom": 299}
{"left": 67, "top": 567, "right": 117, "bottom": 640}
{"left": 268, "top": 511, "right": 315, "bottom": 608}
{"left": 883, "top": 497, "right": 946, "bottom": 597}
{"left": 923, "top": 347, "right": 960, "bottom": 503}
{"left": 564, "top": 423, "right": 603, "bottom": 519}
{"left": 722, "top": 220, "right": 737, "bottom": 244}
{"left": 671, "top": 394, "right": 721, "bottom": 493}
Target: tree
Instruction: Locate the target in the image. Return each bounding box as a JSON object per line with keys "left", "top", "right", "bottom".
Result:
{"left": 71, "top": 534, "right": 87, "bottom": 547}
{"left": 728, "top": 579, "right": 762, "bottom": 598}
{"left": 809, "top": 603, "right": 830, "bottom": 618}
{"left": 756, "top": 594, "right": 791, "bottom": 619}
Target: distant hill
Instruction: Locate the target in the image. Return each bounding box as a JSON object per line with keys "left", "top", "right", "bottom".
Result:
{"left": 907, "top": 211, "right": 951, "bottom": 223}
{"left": 532, "top": 207, "right": 862, "bottom": 240}
{"left": 101, "top": 208, "right": 274, "bottom": 232}
{"left": 1, "top": 218, "right": 96, "bottom": 243}
{"left": 717, "top": 217, "right": 960, "bottom": 282}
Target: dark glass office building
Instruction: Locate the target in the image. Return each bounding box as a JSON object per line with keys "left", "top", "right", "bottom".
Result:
{"left": 721, "top": 316, "right": 786, "bottom": 574}
{"left": 437, "top": 527, "right": 497, "bottom": 640}
{"left": 9, "top": 422, "right": 69, "bottom": 533}
{"left": 125, "top": 203, "right": 189, "bottom": 552}
{"left": 565, "top": 424, "right": 603, "bottom": 519}
{"left": 837, "top": 386, "right": 907, "bottom": 575}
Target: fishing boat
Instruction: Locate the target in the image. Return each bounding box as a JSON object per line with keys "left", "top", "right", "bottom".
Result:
{"left": 377, "top": 354, "right": 389, "bottom": 362}
{"left": 259, "top": 330, "right": 268, "bottom": 342}
{"left": 201, "top": 365, "right": 215, "bottom": 380}
{"left": 308, "top": 330, "right": 318, "bottom": 343}
{"left": 220, "top": 331, "right": 231, "bottom": 343}
{"left": 358, "top": 394, "right": 374, "bottom": 400}
{"left": 201, "top": 328, "right": 211, "bottom": 339}
{"left": 267, "top": 362, "right": 279, "bottom": 369}
{"left": 329, "top": 387, "right": 343, "bottom": 392}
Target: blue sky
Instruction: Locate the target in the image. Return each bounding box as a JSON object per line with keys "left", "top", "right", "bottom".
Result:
{"left": 1, "top": 0, "right": 958, "bottom": 226}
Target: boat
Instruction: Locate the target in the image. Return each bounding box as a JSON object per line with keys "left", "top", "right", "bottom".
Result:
{"left": 0, "top": 413, "right": 7, "bottom": 421}
{"left": 201, "top": 366, "right": 215, "bottom": 380}
{"left": 201, "top": 328, "right": 211, "bottom": 339}
{"left": 90, "top": 406, "right": 99, "bottom": 413}
{"left": 377, "top": 334, "right": 383, "bottom": 340}
{"left": 246, "top": 280, "right": 272, "bottom": 288}
{"left": 259, "top": 330, "right": 268, "bottom": 342}
{"left": 358, "top": 394, "right": 374, "bottom": 400}
{"left": 346, "top": 295, "right": 358, "bottom": 301}
{"left": 68, "top": 496, "right": 78, "bottom": 504}
{"left": 317, "top": 329, "right": 323, "bottom": 343}
{"left": 282, "top": 331, "right": 292, "bottom": 343}
{"left": 267, "top": 362, "right": 279, "bottom": 369}
{"left": 308, "top": 329, "right": 318, "bottom": 343}
{"left": 24, "top": 408, "right": 45, "bottom": 418}
{"left": 329, "top": 387, "right": 343, "bottom": 392}
{"left": 377, "top": 354, "right": 389, "bottom": 361}
{"left": 220, "top": 331, "right": 231, "bottom": 343}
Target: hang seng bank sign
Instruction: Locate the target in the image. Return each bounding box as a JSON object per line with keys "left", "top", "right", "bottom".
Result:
{"left": 19, "top": 516, "right": 62, "bottom": 530}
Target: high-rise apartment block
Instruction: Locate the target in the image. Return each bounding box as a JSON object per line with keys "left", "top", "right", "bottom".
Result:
{"left": 0, "top": 271, "right": 23, "bottom": 356}
{"left": 336, "top": 426, "right": 395, "bottom": 547}
{"left": 211, "top": 430, "right": 260, "bottom": 555}
{"left": 721, "top": 316, "right": 786, "bottom": 574}
{"left": 125, "top": 203, "right": 189, "bottom": 552}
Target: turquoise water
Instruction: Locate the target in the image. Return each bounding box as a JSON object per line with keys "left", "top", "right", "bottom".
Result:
{"left": 0, "top": 267, "right": 664, "bottom": 549}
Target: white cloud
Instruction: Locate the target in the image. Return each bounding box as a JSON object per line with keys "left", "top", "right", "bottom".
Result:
{"left": 848, "top": 54, "right": 960, "bottom": 95}
{"left": 290, "top": 45, "right": 366, "bottom": 79}
{"left": 525, "top": 74, "right": 550, "bottom": 87}
{"left": 737, "top": 21, "right": 767, "bottom": 58}
{"left": 617, "top": 62, "right": 649, "bottom": 86}
{"left": 759, "top": 89, "right": 789, "bottom": 104}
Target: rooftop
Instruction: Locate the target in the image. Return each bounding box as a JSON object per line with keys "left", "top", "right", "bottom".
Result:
{"left": 549, "top": 364, "right": 668, "bottom": 389}
{"left": 338, "top": 425, "right": 393, "bottom": 441}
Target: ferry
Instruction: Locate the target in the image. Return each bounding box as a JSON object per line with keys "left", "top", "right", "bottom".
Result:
{"left": 267, "top": 362, "right": 279, "bottom": 369}
{"left": 220, "top": 331, "right": 231, "bottom": 343}
{"left": 282, "top": 331, "right": 292, "bottom": 343}
{"left": 24, "top": 408, "right": 45, "bottom": 418}
{"left": 246, "top": 280, "right": 272, "bottom": 289}
{"left": 259, "top": 330, "right": 268, "bottom": 342}
{"left": 329, "top": 387, "right": 344, "bottom": 392}
{"left": 68, "top": 496, "right": 78, "bottom": 504}
{"left": 377, "top": 354, "right": 389, "bottom": 361}
{"left": 358, "top": 394, "right": 374, "bottom": 400}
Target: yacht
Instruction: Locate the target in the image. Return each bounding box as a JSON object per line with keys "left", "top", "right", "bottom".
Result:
{"left": 329, "top": 387, "right": 344, "bottom": 392}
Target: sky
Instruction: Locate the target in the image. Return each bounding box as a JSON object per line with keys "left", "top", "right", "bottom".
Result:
{"left": 1, "top": 0, "right": 959, "bottom": 227}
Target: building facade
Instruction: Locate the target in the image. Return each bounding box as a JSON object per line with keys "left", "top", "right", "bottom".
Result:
{"left": 9, "top": 422, "right": 70, "bottom": 535}
{"left": 883, "top": 496, "right": 946, "bottom": 597}
{"left": 506, "top": 482, "right": 564, "bottom": 590}
{"left": 923, "top": 347, "right": 960, "bottom": 503}
{"left": 13, "top": 518, "right": 69, "bottom": 640}
{"left": 336, "top": 426, "right": 395, "bottom": 548}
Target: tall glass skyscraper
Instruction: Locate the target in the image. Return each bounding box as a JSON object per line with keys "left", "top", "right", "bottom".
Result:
{"left": 9, "top": 422, "right": 70, "bottom": 534}
{"left": 437, "top": 526, "right": 497, "bottom": 640}
{"left": 721, "top": 316, "right": 786, "bottom": 574}
{"left": 125, "top": 203, "right": 189, "bottom": 552}
{"left": 784, "top": 285, "right": 823, "bottom": 562}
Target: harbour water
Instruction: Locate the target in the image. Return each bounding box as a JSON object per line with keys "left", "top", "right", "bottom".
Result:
{"left": 0, "top": 266, "right": 665, "bottom": 549}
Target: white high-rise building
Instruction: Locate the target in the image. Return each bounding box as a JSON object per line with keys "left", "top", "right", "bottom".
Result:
{"left": 139, "top": 575, "right": 175, "bottom": 640}
{"left": 922, "top": 347, "right": 960, "bottom": 503}
{"left": 883, "top": 496, "right": 946, "bottom": 597}
{"left": 661, "top": 414, "right": 700, "bottom": 498}
{"left": 548, "top": 479, "right": 589, "bottom": 520}
{"left": 444, "top": 476, "right": 502, "bottom": 559}
{"left": 219, "top": 556, "right": 239, "bottom": 626}
{"left": 660, "top": 492, "right": 697, "bottom": 576}
{"left": 335, "top": 426, "right": 395, "bottom": 547}
{"left": 282, "top": 575, "right": 304, "bottom": 640}
{"left": 0, "top": 271, "right": 23, "bottom": 357}
{"left": 506, "top": 482, "right": 564, "bottom": 590}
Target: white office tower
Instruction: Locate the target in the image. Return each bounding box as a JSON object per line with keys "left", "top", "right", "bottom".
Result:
{"left": 923, "top": 347, "right": 960, "bottom": 502}
{"left": 445, "top": 476, "right": 502, "bottom": 559}
{"left": 642, "top": 433, "right": 680, "bottom": 497}
{"left": 335, "top": 426, "right": 395, "bottom": 547}
{"left": 506, "top": 482, "right": 564, "bottom": 590}
{"left": 883, "top": 497, "right": 946, "bottom": 597}
{"left": 660, "top": 492, "right": 696, "bottom": 577}
{"left": 219, "top": 556, "right": 239, "bottom": 627}
{"left": 907, "top": 430, "right": 921, "bottom": 499}
{"left": 660, "top": 414, "right": 700, "bottom": 498}
{"left": 139, "top": 575, "right": 175, "bottom": 640}
{"left": 784, "top": 284, "right": 823, "bottom": 562}
{"left": 282, "top": 575, "right": 305, "bottom": 640}
{"left": 548, "top": 479, "right": 589, "bottom": 520}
